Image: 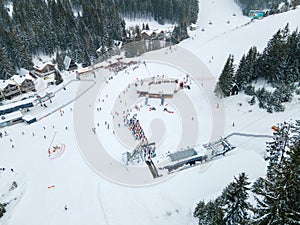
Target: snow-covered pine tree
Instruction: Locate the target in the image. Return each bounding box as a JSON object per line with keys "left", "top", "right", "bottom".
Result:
{"left": 282, "top": 139, "right": 300, "bottom": 224}
{"left": 234, "top": 54, "right": 248, "bottom": 89}
{"left": 252, "top": 120, "right": 300, "bottom": 225}
{"left": 55, "top": 52, "right": 65, "bottom": 71}
{"left": 54, "top": 70, "right": 63, "bottom": 85}
{"left": 0, "top": 203, "right": 6, "bottom": 218}
{"left": 248, "top": 96, "right": 256, "bottom": 105}
{"left": 266, "top": 121, "right": 292, "bottom": 163}
{"left": 290, "top": 119, "right": 300, "bottom": 143}
{"left": 244, "top": 46, "right": 258, "bottom": 80}
{"left": 221, "top": 172, "right": 252, "bottom": 225}
{"left": 194, "top": 197, "right": 225, "bottom": 225}
{"left": 135, "top": 25, "right": 142, "bottom": 41}
{"left": 274, "top": 84, "right": 293, "bottom": 103}
{"left": 145, "top": 23, "right": 150, "bottom": 30}
{"left": 215, "top": 54, "right": 235, "bottom": 97}
{"left": 283, "top": 29, "right": 300, "bottom": 83}
{"left": 235, "top": 49, "right": 257, "bottom": 90}
{"left": 0, "top": 48, "right": 15, "bottom": 79}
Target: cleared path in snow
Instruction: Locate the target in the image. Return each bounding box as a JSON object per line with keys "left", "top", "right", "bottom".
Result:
{"left": 226, "top": 132, "right": 274, "bottom": 139}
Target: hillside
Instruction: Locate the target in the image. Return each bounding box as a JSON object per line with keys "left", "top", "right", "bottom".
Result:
{"left": 0, "top": 0, "right": 300, "bottom": 225}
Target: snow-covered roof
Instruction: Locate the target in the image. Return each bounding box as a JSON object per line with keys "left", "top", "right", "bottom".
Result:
{"left": 141, "top": 29, "right": 164, "bottom": 37}
{"left": 168, "top": 148, "right": 197, "bottom": 161}
{"left": 96, "top": 46, "right": 109, "bottom": 53}
{"left": 0, "top": 79, "right": 18, "bottom": 90}
{"left": 33, "top": 62, "right": 55, "bottom": 70}
{"left": 64, "top": 56, "right": 72, "bottom": 70}
{"left": 113, "top": 40, "right": 123, "bottom": 49}
{"left": 149, "top": 82, "right": 178, "bottom": 95}
{"left": 0, "top": 111, "right": 23, "bottom": 123}
{"left": 10, "top": 74, "right": 34, "bottom": 85}
{"left": 76, "top": 67, "right": 93, "bottom": 75}
{"left": 153, "top": 29, "right": 164, "bottom": 34}
{"left": 141, "top": 30, "right": 153, "bottom": 36}
{"left": 136, "top": 78, "right": 179, "bottom": 96}
{"left": 0, "top": 98, "right": 34, "bottom": 112}
{"left": 17, "top": 68, "right": 30, "bottom": 76}
{"left": 22, "top": 114, "right": 36, "bottom": 122}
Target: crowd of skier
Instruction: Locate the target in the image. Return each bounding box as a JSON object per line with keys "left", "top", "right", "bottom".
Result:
{"left": 125, "top": 114, "right": 156, "bottom": 160}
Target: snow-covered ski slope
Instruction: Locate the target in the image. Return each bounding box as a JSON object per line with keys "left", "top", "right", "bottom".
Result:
{"left": 181, "top": 0, "right": 300, "bottom": 76}
{"left": 0, "top": 1, "right": 300, "bottom": 225}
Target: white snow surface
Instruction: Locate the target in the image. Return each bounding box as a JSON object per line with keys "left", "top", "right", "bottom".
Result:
{"left": 1, "top": 1, "right": 300, "bottom": 225}
{"left": 125, "top": 17, "right": 174, "bottom": 32}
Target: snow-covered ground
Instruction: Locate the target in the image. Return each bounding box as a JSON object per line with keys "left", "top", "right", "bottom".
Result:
{"left": 125, "top": 17, "right": 174, "bottom": 32}
{"left": 1, "top": 1, "right": 300, "bottom": 225}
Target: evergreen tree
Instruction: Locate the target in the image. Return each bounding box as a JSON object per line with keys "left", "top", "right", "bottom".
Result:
{"left": 221, "top": 173, "right": 252, "bottom": 225}
{"left": 253, "top": 121, "right": 300, "bottom": 225}
{"left": 215, "top": 54, "right": 235, "bottom": 97}
{"left": 55, "top": 52, "right": 65, "bottom": 71}
{"left": 171, "top": 20, "right": 189, "bottom": 44}
{"left": 266, "top": 121, "right": 292, "bottom": 163}
{"left": 194, "top": 120, "right": 300, "bottom": 225}
{"left": 54, "top": 69, "right": 63, "bottom": 85}
{"left": 283, "top": 29, "right": 300, "bottom": 82}
{"left": 145, "top": 23, "right": 150, "bottom": 30}
{"left": 135, "top": 25, "right": 142, "bottom": 41}
{"left": 194, "top": 197, "right": 225, "bottom": 225}
{"left": 274, "top": 84, "right": 293, "bottom": 103}
{"left": 0, "top": 47, "right": 15, "bottom": 78}
{"left": 248, "top": 96, "right": 256, "bottom": 105}
{"left": 261, "top": 25, "right": 290, "bottom": 84}
{"left": 235, "top": 54, "right": 248, "bottom": 89}
{"left": 0, "top": 203, "right": 6, "bottom": 218}
{"left": 282, "top": 140, "right": 300, "bottom": 224}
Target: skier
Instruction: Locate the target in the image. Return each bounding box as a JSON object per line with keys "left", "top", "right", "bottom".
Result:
{"left": 64, "top": 205, "right": 68, "bottom": 211}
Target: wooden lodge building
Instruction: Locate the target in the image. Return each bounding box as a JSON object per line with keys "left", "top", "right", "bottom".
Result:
{"left": 0, "top": 74, "right": 35, "bottom": 101}
{"left": 30, "top": 62, "right": 56, "bottom": 78}
{"left": 0, "top": 79, "right": 21, "bottom": 100}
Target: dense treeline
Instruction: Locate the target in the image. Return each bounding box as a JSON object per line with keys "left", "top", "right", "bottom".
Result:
{"left": 114, "top": 0, "right": 199, "bottom": 25}
{"left": 235, "top": 0, "right": 299, "bottom": 15}
{"left": 0, "top": 0, "right": 124, "bottom": 78}
{"left": 215, "top": 24, "right": 300, "bottom": 112}
{"left": 194, "top": 120, "right": 300, "bottom": 225}
{"left": 0, "top": 0, "right": 198, "bottom": 80}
